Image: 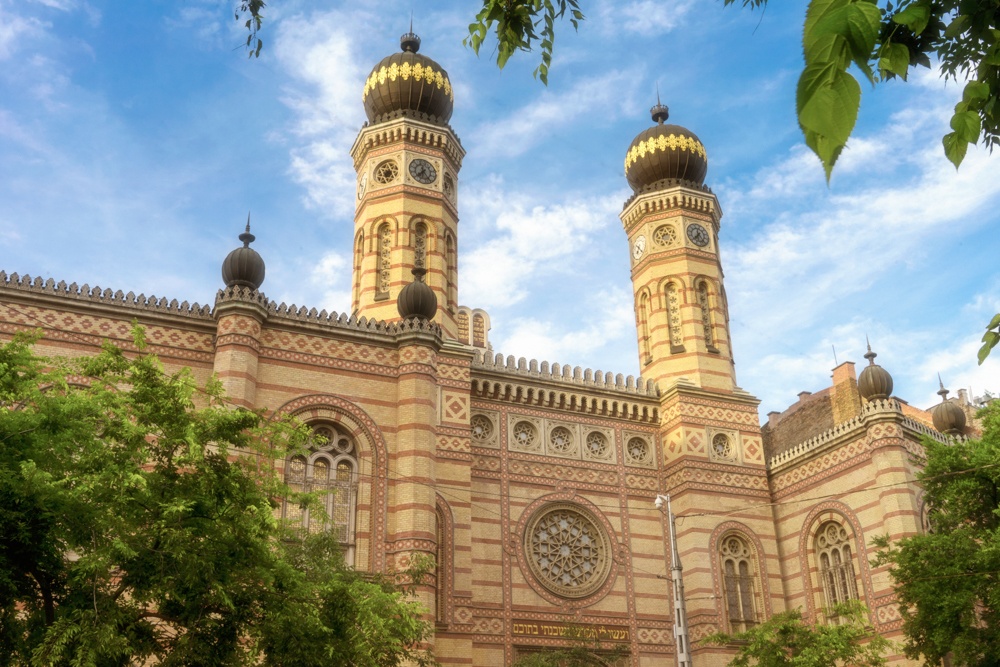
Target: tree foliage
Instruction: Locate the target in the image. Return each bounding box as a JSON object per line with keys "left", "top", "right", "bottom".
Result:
{"left": 872, "top": 400, "right": 1000, "bottom": 667}
{"left": 703, "top": 601, "right": 890, "bottom": 667}
{"left": 0, "top": 330, "right": 432, "bottom": 666}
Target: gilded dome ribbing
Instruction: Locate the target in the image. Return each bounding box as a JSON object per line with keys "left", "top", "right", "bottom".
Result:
{"left": 625, "top": 102, "right": 708, "bottom": 191}
{"left": 221, "top": 222, "right": 265, "bottom": 290}
{"left": 363, "top": 32, "right": 453, "bottom": 124}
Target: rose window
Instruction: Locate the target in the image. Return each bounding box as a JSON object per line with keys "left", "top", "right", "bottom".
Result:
{"left": 586, "top": 431, "right": 611, "bottom": 459}
{"left": 373, "top": 159, "right": 399, "bottom": 184}
{"left": 626, "top": 437, "right": 649, "bottom": 463}
{"left": 549, "top": 426, "right": 573, "bottom": 454}
{"left": 653, "top": 224, "right": 677, "bottom": 246}
{"left": 512, "top": 421, "right": 537, "bottom": 450}
{"left": 712, "top": 433, "right": 734, "bottom": 459}
{"left": 470, "top": 414, "right": 493, "bottom": 442}
{"left": 525, "top": 504, "right": 612, "bottom": 598}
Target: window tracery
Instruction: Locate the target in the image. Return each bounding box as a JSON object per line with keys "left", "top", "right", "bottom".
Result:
{"left": 353, "top": 233, "right": 363, "bottom": 310}
{"left": 666, "top": 283, "right": 683, "bottom": 349}
{"left": 283, "top": 424, "right": 358, "bottom": 564}
{"left": 525, "top": 504, "right": 612, "bottom": 599}
{"left": 413, "top": 222, "right": 427, "bottom": 269}
{"left": 653, "top": 224, "right": 677, "bottom": 246}
{"left": 816, "top": 521, "right": 859, "bottom": 609}
{"left": 639, "top": 292, "right": 651, "bottom": 365}
{"left": 697, "top": 280, "right": 715, "bottom": 348}
{"left": 585, "top": 431, "right": 611, "bottom": 460}
{"left": 720, "top": 535, "right": 758, "bottom": 632}
{"left": 470, "top": 414, "right": 494, "bottom": 443}
{"left": 549, "top": 426, "right": 574, "bottom": 454}
{"left": 472, "top": 313, "right": 486, "bottom": 347}
{"left": 457, "top": 310, "right": 470, "bottom": 343}
{"left": 377, "top": 223, "right": 391, "bottom": 298}
{"left": 511, "top": 420, "right": 539, "bottom": 451}
{"left": 446, "top": 234, "right": 456, "bottom": 309}
{"left": 625, "top": 437, "right": 651, "bottom": 465}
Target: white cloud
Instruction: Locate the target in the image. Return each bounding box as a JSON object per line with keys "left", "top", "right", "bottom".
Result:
{"left": 470, "top": 70, "right": 637, "bottom": 158}
{"left": 593, "top": 0, "right": 696, "bottom": 37}
{"left": 460, "top": 181, "right": 620, "bottom": 310}
{"left": 272, "top": 8, "right": 372, "bottom": 219}
{"left": 0, "top": 6, "right": 45, "bottom": 60}
{"left": 496, "top": 287, "right": 637, "bottom": 370}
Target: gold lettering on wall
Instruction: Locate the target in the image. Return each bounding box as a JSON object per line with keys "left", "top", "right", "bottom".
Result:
{"left": 510, "top": 620, "right": 631, "bottom": 642}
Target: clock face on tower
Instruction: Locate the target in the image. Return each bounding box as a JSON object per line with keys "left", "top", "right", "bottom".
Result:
{"left": 357, "top": 173, "right": 367, "bottom": 200}
{"left": 408, "top": 158, "right": 437, "bottom": 184}
{"left": 632, "top": 235, "right": 646, "bottom": 260}
{"left": 686, "top": 223, "right": 710, "bottom": 247}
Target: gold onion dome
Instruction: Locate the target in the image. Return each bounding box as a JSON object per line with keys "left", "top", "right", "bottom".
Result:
{"left": 625, "top": 101, "right": 708, "bottom": 191}
{"left": 363, "top": 31, "right": 454, "bottom": 124}
{"left": 397, "top": 268, "right": 437, "bottom": 320}
{"left": 222, "top": 220, "right": 265, "bottom": 290}
{"left": 857, "top": 341, "right": 893, "bottom": 401}
{"left": 931, "top": 376, "right": 967, "bottom": 435}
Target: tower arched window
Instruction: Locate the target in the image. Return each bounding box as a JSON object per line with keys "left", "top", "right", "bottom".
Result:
{"left": 376, "top": 222, "right": 391, "bottom": 300}
{"left": 720, "top": 534, "right": 758, "bottom": 632}
{"left": 472, "top": 313, "right": 486, "bottom": 347}
{"left": 435, "top": 505, "right": 450, "bottom": 625}
{"left": 697, "top": 280, "right": 716, "bottom": 350}
{"left": 283, "top": 424, "right": 358, "bottom": 565}
{"left": 412, "top": 221, "right": 427, "bottom": 270}
{"left": 456, "top": 309, "right": 470, "bottom": 344}
{"left": 639, "top": 292, "right": 652, "bottom": 364}
{"left": 353, "top": 232, "right": 363, "bottom": 311}
{"left": 446, "top": 233, "right": 457, "bottom": 310}
{"left": 816, "top": 521, "right": 859, "bottom": 611}
{"left": 665, "top": 282, "right": 683, "bottom": 351}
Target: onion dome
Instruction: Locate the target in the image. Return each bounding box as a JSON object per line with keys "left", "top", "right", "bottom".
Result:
{"left": 362, "top": 30, "right": 453, "bottom": 124}
{"left": 397, "top": 268, "right": 437, "bottom": 320}
{"left": 624, "top": 100, "right": 708, "bottom": 191}
{"left": 857, "top": 341, "right": 893, "bottom": 401}
{"left": 221, "top": 219, "right": 265, "bottom": 290}
{"left": 932, "top": 376, "right": 967, "bottom": 435}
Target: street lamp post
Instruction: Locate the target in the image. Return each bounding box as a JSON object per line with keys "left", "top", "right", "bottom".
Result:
{"left": 655, "top": 494, "right": 691, "bottom": 667}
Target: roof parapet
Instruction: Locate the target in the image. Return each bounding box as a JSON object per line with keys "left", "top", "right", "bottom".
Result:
{"left": 472, "top": 349, "right": 658, "bottom": 397}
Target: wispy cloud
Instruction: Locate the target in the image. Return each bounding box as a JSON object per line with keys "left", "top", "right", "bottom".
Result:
{"left": 593, "top": 0, "right": 696, "bottom": 37}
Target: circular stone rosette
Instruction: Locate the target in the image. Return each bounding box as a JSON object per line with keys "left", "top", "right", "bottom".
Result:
{"left": 522, "top": 502, "right": 615, "bottom": 600}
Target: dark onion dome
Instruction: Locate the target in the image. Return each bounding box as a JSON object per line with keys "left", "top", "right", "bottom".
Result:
{"left": 222, "top": 221, "right": 265, "bottom": 290}
{"left": 857, "top": 342, "right": 893, "bottom": 401}
{"left": 362, "top": 31, "right": 453, "bottom": 124}
{"left": 932, "top": 377, "right": 967, "bottom": 435}
{"left": 624, "top": 101, "right": 708, "bottom": 191}
{"left": 397, "top": 268, "right": 437, "bottom": 320}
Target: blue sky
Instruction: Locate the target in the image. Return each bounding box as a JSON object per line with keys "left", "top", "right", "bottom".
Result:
{"left": 2, "top": 0, "right": 998, "bottom": 414}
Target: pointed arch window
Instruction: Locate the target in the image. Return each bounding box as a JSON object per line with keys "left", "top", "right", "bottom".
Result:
{"left": 696, "top": 280, "right": 716, "bottom": 350}
{"left": 283, "top": 424, "right": 358, "bottom": 565}
{"left": 353, "top": 232, "right": 364, "bottom": 311}
{"left": 446, "top": 234, "right": 457, "bottom": 310}
{"left": 665, "top": 283, "right": 683, "bottom": 351}
{"left": 816, "top": 521, "right": 859, "bottom": 611}
{"left": 720, "top": 534, "right": 758, "bottom": 632}
{"left": 376, "top": 223, "right": 391, "bottom": 300}
{"left": 412, "top": 221, "right": 427, "bottom": 270}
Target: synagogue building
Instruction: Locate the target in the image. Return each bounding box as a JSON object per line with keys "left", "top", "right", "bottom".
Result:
{"left": 0, "top": 33, "right": 976, "bottom": 666}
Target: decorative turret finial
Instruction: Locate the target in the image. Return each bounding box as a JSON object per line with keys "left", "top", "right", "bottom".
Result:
{"left": 858, "top": 338, "right": 893, "bottom": 401}
{"left": 397, "top": 267, "right": 437, "bottom": 320}
{"left": 239, "top": 211, "right": 255, "bottom": 248}
{"left": 864, "top": 335, "right": 877, "bottom": 365}
{"left": 932, "top": 374, "right": 967, "bottom": 435}
{"left": 222, "top": 215, "right": 265, "bottom": 290}
{"left": 651, "top": 86, "right": 669, "bottom": 124}
{"left": 401, "top": 17, "right": 421, "bottom": 53}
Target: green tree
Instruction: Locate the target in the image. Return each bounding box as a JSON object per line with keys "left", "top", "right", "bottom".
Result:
{"left": 704, "top": 601, "right": 890, "bottom": 667}
{"left": 872, "top": 400, "right": 1000, "bottom": 667}
{"left": 0, "top": 330, "right": 433, "bottom": 666}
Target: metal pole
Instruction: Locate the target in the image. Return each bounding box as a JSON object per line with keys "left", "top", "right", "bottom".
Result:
{"left": 657, "top": 494, "right": 691, "bottom": 667}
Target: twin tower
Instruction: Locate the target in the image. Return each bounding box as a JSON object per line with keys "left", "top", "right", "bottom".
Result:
{"left": 350, "top": 31, "right": 739, "bottom": 397}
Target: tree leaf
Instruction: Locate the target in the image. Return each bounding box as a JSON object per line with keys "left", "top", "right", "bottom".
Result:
{"left": 950, "top": 110, "right": 981, "bottom": 144}
{"left": 963, "top": 80, "right": 990, "bottom": 103}
{"left": 797, "top": 63, "right": 860, "bottom": 179}
{"left": 942, "top": 131, "right": 968, "bottom": 168}
{"left": 892, "top": 2, "right": 930, "bottom": 34}
{"left": 879, "top": 42, "right": 910, "bottom": 79}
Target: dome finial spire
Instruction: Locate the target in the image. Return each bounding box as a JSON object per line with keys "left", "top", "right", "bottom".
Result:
{"left": 401, "top": 17, "right": 420, "bottom": 53}
{"left": 239, "top": 211, "right": 255, "bottom": 248}
{"left": 864, "top": 334, "right": 877, "bottom": 365}
{"left": 650, "top": 84, "right": 669, "bottom": 124}
{"left": 937, "top": 372, "right": 949, "bottom": 399}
